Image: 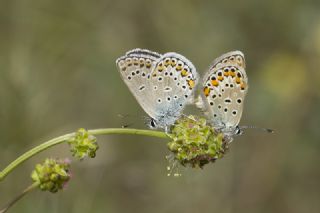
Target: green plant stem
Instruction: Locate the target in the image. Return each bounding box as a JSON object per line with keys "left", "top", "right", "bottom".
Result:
{"left": 0, "top": 128, "right": 168, "bottom": 181}
{"left": 0, "top": 182, "right": 39, "bottom": 213}
{"left": 88, "top": 128, "right": 168, "bottom": 138}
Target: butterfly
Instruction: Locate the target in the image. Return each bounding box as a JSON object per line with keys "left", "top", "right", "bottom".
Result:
{"left": 116, "top": 48, "right": 199, "bottom": 129}
{"left": 196, "top": 51, "right": 248, "bottom": 140}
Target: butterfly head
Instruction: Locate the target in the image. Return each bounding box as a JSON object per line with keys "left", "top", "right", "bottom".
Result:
{"left": 217, "top": 124, "right": 242, "bottom": 137}
{"left": 234, "top": 125, "right": 243, "bottom": 135}
{"left": 146, "top": 115, "right": 174, "bottom": 130}
{"left": 149, "top": 118, "right": 158, "bottom": 129}
{"left": 147, "top": 114, "right": 180, "bottom": 131}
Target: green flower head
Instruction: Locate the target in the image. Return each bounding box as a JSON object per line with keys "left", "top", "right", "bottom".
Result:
{"left": 68, "top": 128, "right": 99, "bottom": 160}
{"left": 31, "top": 158, "right": 71, "bottom": 193}
{"left": 167, "top": 115, "right": 229, "bottom": 168}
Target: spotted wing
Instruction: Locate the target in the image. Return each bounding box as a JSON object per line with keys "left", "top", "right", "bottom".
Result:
{"left": 116, "top": 49, "right": 198, "bottom": 127}
{"left": 198, "top": 51, "right": 248, "bottom": 128}
{"left": 116, "top": 48, "right": 161, "bottom": 118}
{"left": 207, "top": 50, "right": 246, "bottom": 71}
{"left": 146, "top": 52, "right": 198, "bottom": 126}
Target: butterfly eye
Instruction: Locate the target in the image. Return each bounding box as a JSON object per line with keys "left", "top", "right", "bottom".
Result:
{"left": 150, "top": 119, "right": 157, "bottom": 128}
{"left": 235, "top": 126, "right": 242, "bottom": 135}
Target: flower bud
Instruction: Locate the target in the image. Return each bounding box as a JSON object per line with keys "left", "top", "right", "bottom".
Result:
{"left": 31, "top": 158, "right": 71, "bottom": 193}
{"left": 167, "top": 115, "right": 228, "bottom": 168}
{"left": 68, "top": 128, "right": 99, "bottom": 160}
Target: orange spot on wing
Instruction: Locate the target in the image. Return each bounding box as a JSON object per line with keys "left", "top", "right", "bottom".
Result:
{"left": 187, "top": 80, "right": 195, "bottom": 89}
{"left": 139, "top": 59, "right": 145, "bottom": 67}
{"left": 240, "top": 82, "right": 246, "bottom": 90}
{"left": 133, "top": 58, "right": 139, "bottom": 65}
{"left": 237, "top": 57, "right": 243, "bottom": 66}
{"left": 181, "top": 69, "right": 188, "bottom": 77}
{"left": 217, "top": 76, "right": 224, "bottom": 81}
{"left": 229, "top": 71, "right": 236, "bottom": 77}
{"left": 211, "top": 80, "right": 219, "bottom": 87}
{"left": 235, "top": 77, "right": 241, "bottom": 84}
{"left": 164, "top": 59, "right": 170, "bottom": 66}
{"left": 204, "top": 87, "right": 210, "bottom": 97}
{"left": 157, "top": 64, "right": 164, "bottom": 72}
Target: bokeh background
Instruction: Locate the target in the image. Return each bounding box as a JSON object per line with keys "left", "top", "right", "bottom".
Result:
{"left": 1, "top": 0, "right": 320, "bottom": 212}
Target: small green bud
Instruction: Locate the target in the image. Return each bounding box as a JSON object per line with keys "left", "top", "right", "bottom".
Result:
{"left": 50, "top": 173, "right": 59, "bottom": 182}
{"left": 68, "top": 128, "right": 99, "bottom": 160}
{"left": 167, "top": 115, "right": 228, "bottom": 168}
{"left": 31, "top": 158, "right": 71, "bottom": 193}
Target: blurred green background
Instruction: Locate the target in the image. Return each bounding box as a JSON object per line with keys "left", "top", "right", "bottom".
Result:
{"left": 1, "top": 0, "right": 320, "bottom": 212}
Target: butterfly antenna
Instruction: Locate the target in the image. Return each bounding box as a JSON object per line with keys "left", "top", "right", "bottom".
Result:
{"left": 117, "top": 114, "right": 135, "bottom": 128}
{"left": 117, "top": 114, "right": 130, "bottom": 118}
{"left": 240, "top": 125, "right": 274, "bottom": 133}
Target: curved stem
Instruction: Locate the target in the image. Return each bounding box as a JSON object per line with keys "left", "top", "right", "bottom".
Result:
{"left": 88, "top": 128, "right": 168, "bottom": 138}
{"left": 0, "top": 133, "right": 75, "bottom": 182}
{"left": 0, "top": 182, "right": 39, "bottom": 213}
{"left": 0, "top": 128, "right": 168, "bottom": 181}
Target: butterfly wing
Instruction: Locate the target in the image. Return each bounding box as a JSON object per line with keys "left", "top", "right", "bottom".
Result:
{"left": 206, "top": 50, "right": 246, "bottom": 71}
{"left": 148, "top": 52, "right": 198, "bottom": 126}
{"left": 116, "top": 48, "right": 161, "bottom": 119}
{"left": 198, "top": 51, "right": 248, "bottom": 128}
{"left": 116, "top": 49, "right": 198, "bottom": 127}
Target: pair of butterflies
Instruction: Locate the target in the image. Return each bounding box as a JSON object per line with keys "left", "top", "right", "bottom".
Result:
{"left": 116, "top": 48, "right": 248, "bottom": 137}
